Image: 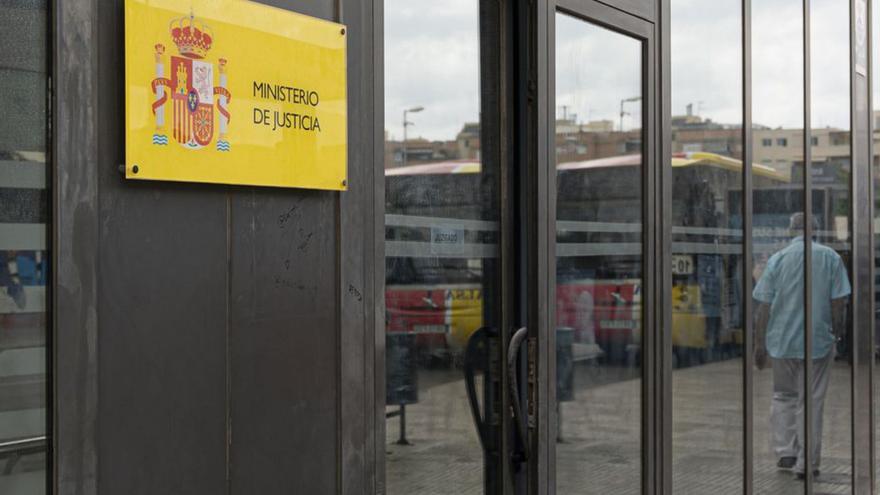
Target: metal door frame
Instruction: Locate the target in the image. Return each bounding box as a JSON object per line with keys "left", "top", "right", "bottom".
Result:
{"left": 536, "top": 2, "right": 657, "bottom": 493}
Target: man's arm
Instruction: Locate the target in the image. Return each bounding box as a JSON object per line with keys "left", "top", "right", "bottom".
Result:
{"left": 752, "top": 255, "right": 776, "bottom": 370}
{"left": 831, "top": 297, "right": 848, "bottom": 340}
{"left": 755, "top": 302, "right": 771, "bottom": 369}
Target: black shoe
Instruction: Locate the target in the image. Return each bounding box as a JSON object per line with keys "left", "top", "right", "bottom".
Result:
{"left": 777, "top": 457, "right": 797, "bottom": 469}
{"left": 794, "top": 470, "right": 820, "bottom": 480}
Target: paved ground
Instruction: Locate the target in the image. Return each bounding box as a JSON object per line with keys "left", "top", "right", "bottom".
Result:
{"left": 0, "top": 356, "right": 863, "bottom": 494}
{"left": 386, "top": 358, "right": 860, "bottom": 494}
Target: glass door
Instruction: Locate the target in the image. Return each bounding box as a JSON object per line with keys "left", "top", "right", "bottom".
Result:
{"left": 381, "top": 1, "right": 654, "bottom": 493}
{"left": 547, "top": 2, "right": 655, "bottom": 493}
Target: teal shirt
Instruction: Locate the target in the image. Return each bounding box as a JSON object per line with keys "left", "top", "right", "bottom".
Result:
{"left": 753, "top": 237, "right": 851, "bottom": 359}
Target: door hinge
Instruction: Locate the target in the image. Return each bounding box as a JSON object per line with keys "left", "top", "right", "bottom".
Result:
{"left": 527, "top": 337, "right": 537, "bottom": 428}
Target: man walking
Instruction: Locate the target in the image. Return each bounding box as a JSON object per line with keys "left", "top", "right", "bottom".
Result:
{"left": 753, "top": 213, "right": 850, "bottom": 480}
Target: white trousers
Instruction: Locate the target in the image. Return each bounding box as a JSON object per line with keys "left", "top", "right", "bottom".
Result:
{"left": 770, "top": 351, "right": 833, "bottom": 472}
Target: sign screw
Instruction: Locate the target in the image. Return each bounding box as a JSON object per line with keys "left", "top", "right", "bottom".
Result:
{"left": 341, "top": 179, "right": 347, "bottom": 187}
{"left": 132, "top": 165, "right": 140, "bottom": 174}
{"left": 340, "top": 27, "right": 346, "bottom": 35}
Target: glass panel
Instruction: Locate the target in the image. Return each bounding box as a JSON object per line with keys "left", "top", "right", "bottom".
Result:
{"left": 808, "top": 0, "right": 853, "bottom": 488}
{"left": 554, "top": 13, "right": 643, "bottom": 493}
{"left": 669, "top": 1, "right": 744, "bottom": 491}
{"left": 384, "top": 1, "right": 501, "bottom": 493}
{"left": 0, "top": 0, "right": 49, "bottom": 493}
{"left": 750, "top": 0, "right": 818, "bottom": 491}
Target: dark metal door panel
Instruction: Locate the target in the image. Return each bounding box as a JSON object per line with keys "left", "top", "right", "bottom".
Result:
{"left": 97, "top": 186, "right": 229, "bottom": 495}
{"left": 228, "top": 189, "right": 338, "bottom": 495}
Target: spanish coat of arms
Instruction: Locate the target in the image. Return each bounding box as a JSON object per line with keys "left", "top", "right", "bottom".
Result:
{"left": 150, "top": 12, "right": 231, "bottom": 151}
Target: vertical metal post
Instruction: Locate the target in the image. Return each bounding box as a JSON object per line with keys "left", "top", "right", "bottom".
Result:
{"left": 644, "top": 20, "right": 660, "bottom": 495}
{"left": 850, "top": 0, "right": 875, "bottom": 492}
{"left": 54, "top": 0, "right": 100, "bottom": 492}
{"left": 396, "top": 404, "right": 410, "bottom": 445}
{"left": 542, "top": 4, "right": 550, "bottom": 495}
{"left": 477, "top": 0, "right": 513, "bottom": 491}
{"left": 530, "top": 0, "right": 551, "bottom": 493}
{"left": 373, "top": 0, "right": 387, "bottom": 492}
{"left": 556, "top": 403, "right": 563, "bottom": 443}
{"left": 659, "top": 0, "right": 673, "bottom": 492}
{"left": 46, "top": 1, "right": 55, "bottom": 491}
{"left": 867, "top": 1, "right": 877, "bottom": 490}
{"left": 646, "top": 0, "right": 673, "bottom": 495}
{"left": 803, "top": 0, "right": 814, "bottom": 490}
{"left": 402, "top": 110, "right": 408, "bottom": 168}
{"left": 742, "top": 0, "right": 754, "bottom": 493}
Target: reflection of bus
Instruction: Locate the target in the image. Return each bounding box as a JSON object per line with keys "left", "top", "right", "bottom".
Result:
{"left": 0, "top": 251, "right": 48, "bottom": 349}
{"left": 385, "top": 153, "right": 792, "bottom": 364}
{"left": 385, "top": 160, "right": 494, "bottom": 365}
{"left": 385, "top": 284, "right": 483, "bottom": 363}
{"left": 557, "top": 152, "right": 790, "bottom": 363}
{"left": 0, "top": 248, "right": 48, "bottom": 449}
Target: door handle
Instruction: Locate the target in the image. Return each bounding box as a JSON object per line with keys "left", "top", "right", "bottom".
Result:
{"left": 508, "top": 326, "right": 529, "bottom": 461}
{"left": 463, "top": 326, "right": 492, "bottom": 450}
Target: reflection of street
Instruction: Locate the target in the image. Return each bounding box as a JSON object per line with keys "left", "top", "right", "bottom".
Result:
{"left": 674, "top": 360, "right": 852, "bottom": 495}
{"left": 0, "top": 456, "right": 45, "bottom": 493}
{"left": 0, "top": 310, "right": 46, "bottom": 490}
{"left": 386, "top": 359, "right": 853, "bottom": 494}
{"left": 386, "top": 367, "right": 484, "bottom": 495}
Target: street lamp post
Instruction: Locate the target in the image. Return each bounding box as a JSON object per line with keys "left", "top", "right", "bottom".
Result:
{"left": 619, "top": 96, "right": 641, "bottom": 131}
{"left": 402, "top": 106, "right": 424, "bottom": 168}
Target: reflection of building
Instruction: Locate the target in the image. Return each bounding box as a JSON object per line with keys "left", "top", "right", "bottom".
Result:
{"left": 384, "top": 123, "right": 481, "bottom": 168}
{"left": 456, "top": 122, "right": 481, "bottom": 160}
{"left": 384, "top": 136, "right": 458, "bottom": 168}
{"left": 671, "top": 112, "right": 742, "bottom": 157}
{"left": 385, "top": 111, "right": 871, "bottom": 183}
{"left": 555, "top": 118, "right": 641, "bottom": 163}
{"left": 754, "top": 128, "right": 852, "bottom": 177}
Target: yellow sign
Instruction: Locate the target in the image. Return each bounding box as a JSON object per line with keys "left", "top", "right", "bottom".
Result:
{"left": 124, "top": 0, "right": 347, "bottom": 190}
